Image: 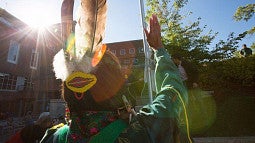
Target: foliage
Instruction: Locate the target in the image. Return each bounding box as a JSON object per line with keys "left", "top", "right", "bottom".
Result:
{"left": 210, "top": 32, "right": 247, "bottom": 60}
{"left": 233, "top": 4, "right": 255, "bottom": 46}
{"left": 233, "top": 4, "right": 255, "bottom": 22}
{"left": 250, "top": 42, "right": 255, "bottom": 49}
{"left": 145, "top": 1, "right": 255, "bottom": 62}
{"left": 145, "top": 0, "right": 217, "bottom": 63}
{"left": 209, "top": 3, "right": 255, "bottom": 61}
{"left": 199, "top": 56, "right": 255, "bottom": 91}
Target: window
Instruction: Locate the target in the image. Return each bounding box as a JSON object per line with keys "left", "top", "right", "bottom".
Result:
{"left": 7, "top": 40, "right": 20, "bottom": 64}
{"left": 139, "top": 47, "right": 144, "bottom": 53}
{"left": 0, "top": 73, "right": 17, "bottom": 91}
{"left": 30, "top": 49, "right": 39, "bottom": 69}
{"left": 24, "top": 78, "right": 34, "bottom": 90}
{"left": 133, "top": 58, "right": 139, "bottom": 64}
{"left": 120, "top": 49, "right": 126, "bottom": 55}
{"left": 16, "top": 76, "right": 25, "bottom": 91}
{"left": 129, "top": 48, "right": 135, "bottom": 54}
{"left": 0, "top": 17, "right": 14, "bottom": 28}
{"left": 0, "top": 73, "right": 34, "bottom": 91}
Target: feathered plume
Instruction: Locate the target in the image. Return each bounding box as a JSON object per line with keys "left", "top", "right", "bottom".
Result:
{"left": 75, "top": 0, "right": 107, "bottom": 59}
{"left": 61, "top": 0, "right": 74, "bottom": 48}
{"left": 54, "top": 0, "right": 107, "bottom": 81}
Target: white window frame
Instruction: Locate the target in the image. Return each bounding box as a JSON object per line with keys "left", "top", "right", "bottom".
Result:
{"left": 7, "top": 40, "right": 20, "bottom": 64}
{"left": 30, "top": 49, "right": 39, "bottom": 69}
{"left": 120, "top": 49, "right": 126, "bottom": 55}
{"left": 0, "top": 73, "right": 34, "bottom": 91}
{"left": 0, "top": 73, "right": 17, "bottom": 91}
{"left": 129, "top": 48, "right": 135, "bottom": 54}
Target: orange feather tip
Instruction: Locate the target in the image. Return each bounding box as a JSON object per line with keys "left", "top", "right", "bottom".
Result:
{"left": 92, "top": 44, "right": 107, "bottom": 67}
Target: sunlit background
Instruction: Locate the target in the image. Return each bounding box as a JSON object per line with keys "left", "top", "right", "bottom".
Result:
{"left": 0, "top": 0, "right": 255, "bottom": 141}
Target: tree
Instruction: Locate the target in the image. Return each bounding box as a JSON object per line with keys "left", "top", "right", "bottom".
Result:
{"left": 233, "top": 3, "right": 255, "bottom": 47}
{"left": 210, "top": 32, "right": 247, "bottom": 60}
{"left": 234, "top": 4, "right": 255, "bottom": 22}
{"left": 145, "top": 0, "right": 217, "bottom": 63}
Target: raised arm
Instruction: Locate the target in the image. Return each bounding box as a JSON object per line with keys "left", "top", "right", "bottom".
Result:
{"left": 140, "top": 14, "right": 188, "bottom": 118}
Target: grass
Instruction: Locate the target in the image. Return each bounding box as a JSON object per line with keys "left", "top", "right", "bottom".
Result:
{"left": 195, "top": 94, "right": 255, "bottom": 137}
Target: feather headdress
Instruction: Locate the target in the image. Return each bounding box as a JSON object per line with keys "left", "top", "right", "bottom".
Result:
{"left": 54, "top": 0, "right": 107, "bottom": 81}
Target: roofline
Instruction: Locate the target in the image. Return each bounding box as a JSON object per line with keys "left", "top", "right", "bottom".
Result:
{"left": 0, "top": 7, "right": 28, "bottom": 29}
{"left": 106, "top": 39, "right": 143, "bottom": 44}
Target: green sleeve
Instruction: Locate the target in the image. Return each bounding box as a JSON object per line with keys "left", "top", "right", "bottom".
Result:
{"left": 40, "top": 123, "right": 69, "bottom": 143}
{"left": 139, "top": 48, "right": 188, "bottom": 118}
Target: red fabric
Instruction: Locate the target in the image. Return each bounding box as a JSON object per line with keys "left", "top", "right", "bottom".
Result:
{"left": 5, "top": 131, "right": 24, "bottom": 143}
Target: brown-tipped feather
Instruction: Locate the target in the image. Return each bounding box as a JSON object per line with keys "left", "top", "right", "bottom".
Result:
{"left": 55, "top": 0, "right": 107, "bottom": 80}
{"left": 61, "top": 0, "right": 74, "bottom": 48}
{"left": 75, "top": 0, "right": 107, "bottom": 59}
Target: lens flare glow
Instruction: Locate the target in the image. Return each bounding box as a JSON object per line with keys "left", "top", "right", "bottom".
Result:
{"left": 180, "top": 89, "right": 217, "bottom": 135}
{"left": 13, "top": 1, "right": 60, "bottom": 29}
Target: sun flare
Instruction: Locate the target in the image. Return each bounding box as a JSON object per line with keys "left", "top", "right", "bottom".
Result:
{"left": 20, "top": 2, "right": 60, "bottom": 29}
{"left": 24, "top": 11, "right": 53, "bottom": 29}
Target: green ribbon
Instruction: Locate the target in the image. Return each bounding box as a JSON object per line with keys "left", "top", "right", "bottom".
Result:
{"left": 89, "top": 119, "right": 127, "bottom": 143}
{"left": 56, "top": 119, "right": 127, "bottom": 143}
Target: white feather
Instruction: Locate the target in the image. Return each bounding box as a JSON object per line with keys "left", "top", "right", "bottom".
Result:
{"left": 53, "top": 49, "right": 93, "bottom": 81}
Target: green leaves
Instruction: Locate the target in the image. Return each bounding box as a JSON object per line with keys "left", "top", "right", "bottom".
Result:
{"left": 145, "top": 0, "right": 216, "bottom": 63}
{"left": 200, "top": 56, "right": 255, "bottom": 90}
{"left": 233, "top": 4, "right": 255, "bottom": 22}
{"left": 233, "top": 3, "right": 255, "bottom": 39}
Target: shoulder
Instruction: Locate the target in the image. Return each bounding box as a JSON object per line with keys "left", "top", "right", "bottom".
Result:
{"left": 49, "top": 123, "right": 68, "bottom": 136}
{"left": 40, "top": 123, "right": 68, "bottom": 143}
{"left": 245, "top": 48, "right": 252, "bottom": 51}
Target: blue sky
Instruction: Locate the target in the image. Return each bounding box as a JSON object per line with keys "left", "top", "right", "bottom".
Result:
{"left": 1, "top": 0, "right": 254, "bottom": 50}
{"left": 183, "top": 0, "right": 255, "bottom": 50}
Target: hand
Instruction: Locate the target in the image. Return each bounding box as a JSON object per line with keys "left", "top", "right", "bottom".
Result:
{"left": 144, "top": 14, "right": 163, "bottom": 50}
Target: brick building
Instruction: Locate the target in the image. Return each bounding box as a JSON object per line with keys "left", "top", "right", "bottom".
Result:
{"left": 106, "top": 39, "right": 145, "bottom": 77}
{"left": 0, "top": 8, "right": 36, "bottom": 116}
{"left": 0, "top": 8, "right": 62, "bottom": 116}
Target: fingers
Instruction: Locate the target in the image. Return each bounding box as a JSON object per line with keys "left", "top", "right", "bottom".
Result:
{"left": 149, "top": 17, "right": 154, "bottom": 33}
{"left": 153, "top": 15, "right": 161, "bottom": 34}
{"left": 150, "top": 15, "right": 160, "bottom": 35}
{"left": 144, "top": 14, "right": 163, "bottom": 50}
{"left": 146, "top": 14, "right": 160, "bottom": 35}
{"left": 152, "top": 14, "right": 158, "bottom": 26}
